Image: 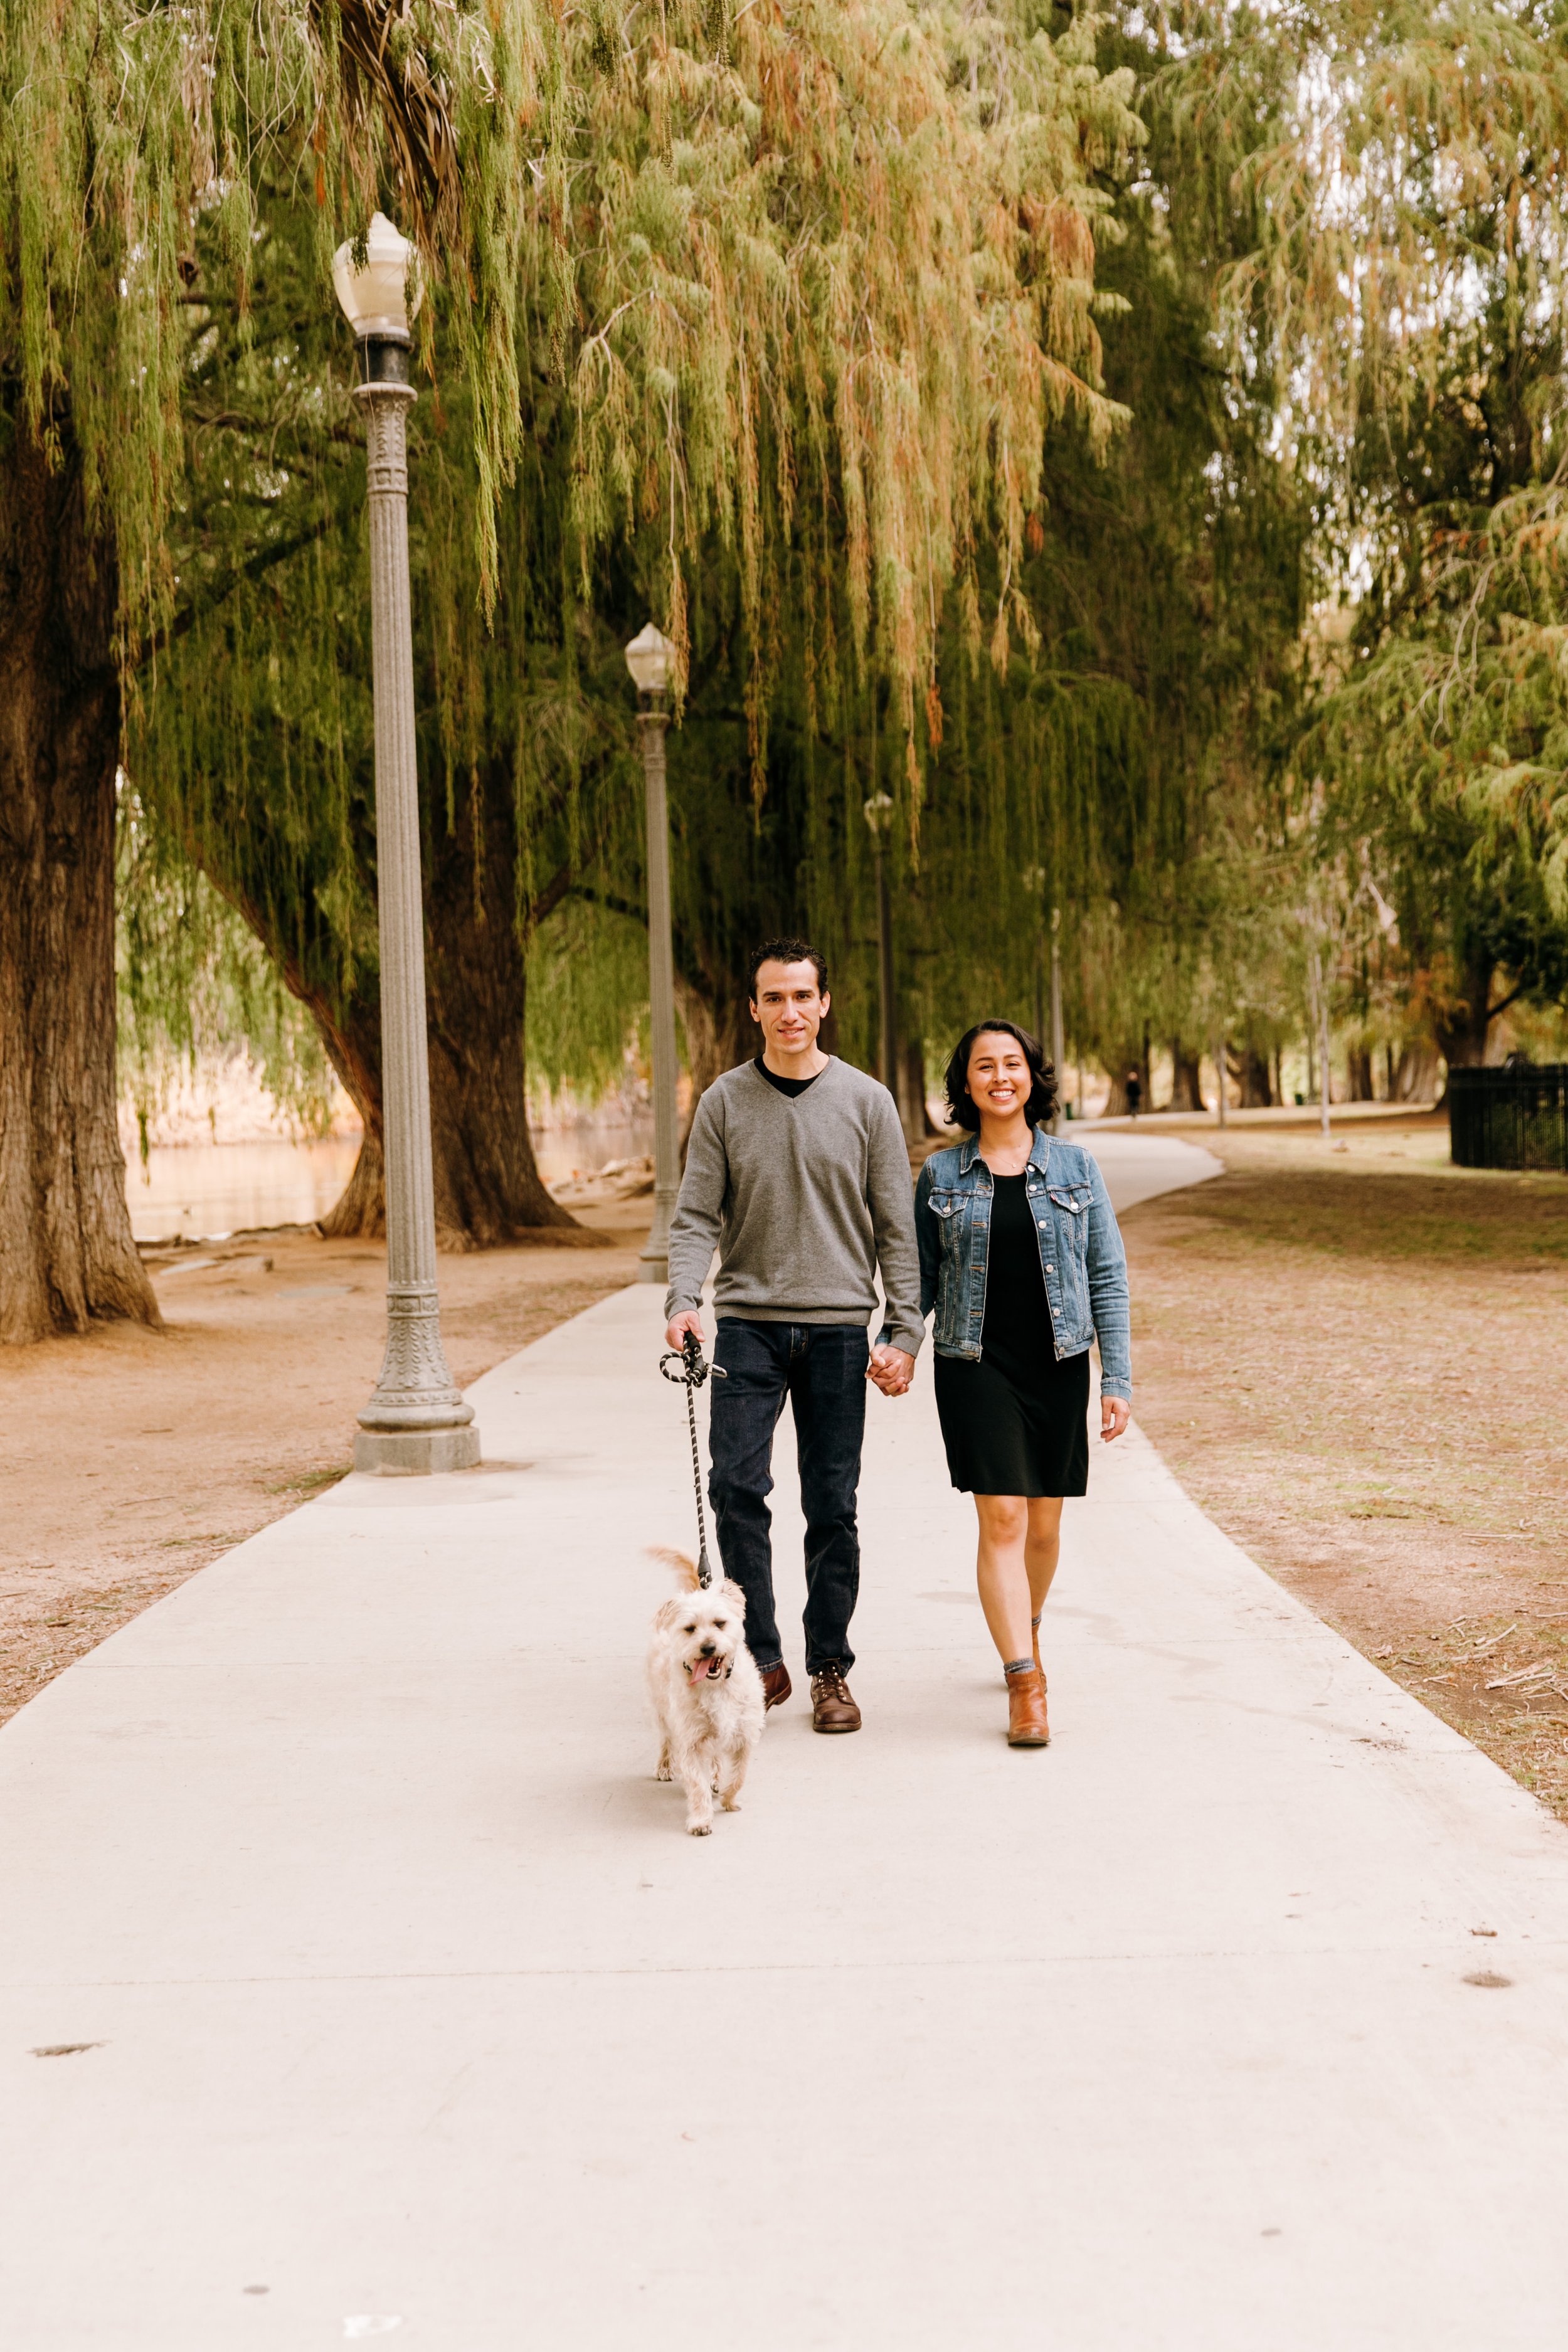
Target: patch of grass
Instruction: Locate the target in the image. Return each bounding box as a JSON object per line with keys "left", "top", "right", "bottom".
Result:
{"left": 1170, "top": 1165, "right": 1568, "bottom": 1268}
{"left": 267, "top": 1465, "right": 349, "bottom": 1497}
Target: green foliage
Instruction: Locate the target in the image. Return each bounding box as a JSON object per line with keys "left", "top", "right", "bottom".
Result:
{"left": 1138, "top": 0, "right": 1568, "bottom": 1073}
{"left": 672, "top": 15, "right": 1315, "bottom": 1087}
{"left": 68, "top": 0, "right": 1568, "bottom": 1126}
{"left": 1303, "top": 474, "right": 1568, "bottom": 1052}
{"left": 1149, "top": 0, "right": 1568, "bottom": 456}
{"left": 119, "top": 3, "right": 1150, "bottom": 1113}
{"left": 117, "top": 782, "right": 341, "bottom": 1148}
{"left": 524, "top": 900, "right": 654, "bottom": 1105}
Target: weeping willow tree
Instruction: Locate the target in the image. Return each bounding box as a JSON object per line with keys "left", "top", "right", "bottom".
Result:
{"left": 127, "top": 1, "right": 1143, "bottom": 1238}
{"left": 551, "top": 0, "right": 1568, "bottom": 1103}
{"left": 635, "top": 0, "right": 1311, "bottom": 1116}
{"left": 0, "top": 0, "right": 538, "bottom": 1338}
{"left": 904, "top": 63, "right": 1313, "bottom": 1109}
{"left": 1301, "top": 398, "right": 1568, "bottom": 1067}
{"left": 1145, "top": 0, "right": 1568, "bottom": 1076}
{"left": 533, "top": 0, "right": 1290, "bottom": 1113}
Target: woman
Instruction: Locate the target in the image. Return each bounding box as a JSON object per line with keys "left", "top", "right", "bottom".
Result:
{"left": 914, "top": 1022, "right": 1131, "bottom": 1747}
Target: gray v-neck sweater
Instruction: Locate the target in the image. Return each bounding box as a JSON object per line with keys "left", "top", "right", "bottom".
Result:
{"left": 665, "top": 1059, "right": 924, "bottom": 1355}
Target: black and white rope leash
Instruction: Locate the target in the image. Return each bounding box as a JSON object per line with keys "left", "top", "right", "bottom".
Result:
{"left": 659, "top": 1330, "right": 726, "bottom": 1587}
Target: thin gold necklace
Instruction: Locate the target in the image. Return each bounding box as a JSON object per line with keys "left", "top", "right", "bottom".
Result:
{"left": 980, "top": 1126, "right": 1034, "bottom": 1175}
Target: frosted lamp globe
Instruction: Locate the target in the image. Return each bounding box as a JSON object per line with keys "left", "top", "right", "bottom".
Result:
{"left": 862, "top": 790, "right": 894, "bottom": 837}
{"left": 625, "top": 623, "right": 675, "bottom": 696}
{"left": 332, "top": 213, "right": 423, "bottom": 340}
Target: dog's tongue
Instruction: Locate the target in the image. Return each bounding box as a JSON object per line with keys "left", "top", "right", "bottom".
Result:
{"left": 690, "top": 1657, "right": 715, "bottom": 1682}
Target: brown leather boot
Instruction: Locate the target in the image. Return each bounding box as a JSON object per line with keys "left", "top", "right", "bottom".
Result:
{"left": 1005, "top": 1666, "right": 1050, "bottom": 1747}
{"left": 761, "top": 1662, "right": 792, "bottom": 1711}
{"left": 810, "top": 1663, "right": 862, "bottom": 1734}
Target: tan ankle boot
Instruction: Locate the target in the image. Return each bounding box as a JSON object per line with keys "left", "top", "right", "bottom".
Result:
{"left": 1005, "top": 1666, "right": 1050, "bottom": 1747}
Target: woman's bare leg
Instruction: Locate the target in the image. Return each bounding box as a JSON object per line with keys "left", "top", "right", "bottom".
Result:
{"left": 973, "top": 1493, "right": 1032, "bottom": 1664}
{"left": 1025, "top": 1496, "right": 1065, "bottom": 1621}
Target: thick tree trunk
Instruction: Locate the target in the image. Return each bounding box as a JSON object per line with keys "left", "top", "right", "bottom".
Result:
{"left": 1229, "top": 1041, "right": 1274, "bottom": 1108}
{"left": 0, "top": 428, "right": 158, "bottom": 1343}
{"left": 674, "top": 972, "right": 753, "bottom": 1143}
{"left": 903, "top": 1038, "right": 943, "bottom": 1136}
{"left": 1102, "top": 1046, "right": 1143, "bottom": 1116}
{"left": 1390, "top": 1041, "right": 1439, "bottom": 1102}
{"left": 1169, "top": 1040, "right": 1205, "bottom": 1112}
{"left": 309, "top": 781, "right": 595, "bottom": 1245}
{"left": 1348, "top": 1044, "right": 1376, "bottom": 1101}
{"left": 1434, "top": 958, "right": 1494, "bottom": 1070}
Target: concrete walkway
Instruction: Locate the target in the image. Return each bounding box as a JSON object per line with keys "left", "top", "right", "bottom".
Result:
{"left": 4, "top": 1134, "right": 1568, "bottom": 2348}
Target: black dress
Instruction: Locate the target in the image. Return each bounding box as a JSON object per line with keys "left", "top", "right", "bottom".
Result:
{"left": 932, "top": 1172, "right": 1091, "bottom": 1496}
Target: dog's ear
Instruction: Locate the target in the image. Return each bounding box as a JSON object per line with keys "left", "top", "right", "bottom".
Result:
{"left": 718, "top": 1577, "right": 748, "bottom": 1611}
{"left": 652, "top": 1596, "right": 684, "bottom": 1633}
{"left": 647, "top": 1545, "right": 701, "bottom": 1591}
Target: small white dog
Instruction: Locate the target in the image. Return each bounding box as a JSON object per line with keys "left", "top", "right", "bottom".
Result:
{"left": 646, "top": 1550, "right": 764, "bottom": 1836}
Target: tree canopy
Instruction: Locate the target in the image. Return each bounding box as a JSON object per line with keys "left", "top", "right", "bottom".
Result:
{"left": 120, "top": 0, "right": 1148, "bottom": 1235}
{"left": 9, "top": 0, "right": 1568, "bottom": 1348}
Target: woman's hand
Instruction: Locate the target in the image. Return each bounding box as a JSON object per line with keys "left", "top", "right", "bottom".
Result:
{"left": 1100, "top": 1395, "right": 1130, "bottom": 1443}
{"left": 867, "top": 1345, "right": 914, "bottom": 1397}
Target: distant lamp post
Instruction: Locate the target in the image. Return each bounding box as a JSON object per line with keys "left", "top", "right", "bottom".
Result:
{"left": 1022, "top": 868, "right": 1066, "bottom": 1130}
{"left": 863, "top": 791, "right": 898, "bottom": 1104}
{"left": 1049, "top": 904, "right": 1066, "bottom": 1131}
{"left": 334, "top": 213, "right": 478, "bottom": 1475}
{"left": 626, "top": 623, "right": 681, "bottom": 1284}
{"left": 1309, "top": 941, "right": 1333, "bottom": 1139}
{"left": 1022, "top": 865, "right": 1047, "bottom": 1052}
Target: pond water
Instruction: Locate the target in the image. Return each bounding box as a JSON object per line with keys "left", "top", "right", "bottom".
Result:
{"left": 124, "top": 1111, "right": 655, "bottom": 1242}
{"left": 531, "top": 1110, "right": 655, "bottom": 1189}
{"left": 125, "top": 1137, "right": 364, "bottom": 1242}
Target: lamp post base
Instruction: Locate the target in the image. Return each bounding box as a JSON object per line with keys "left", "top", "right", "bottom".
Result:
{"left": 354, "top": 1425, "right": 482, "bottom": 1476}
{"left": 637, "top": 1246, "right": 668, "bottom": 1285}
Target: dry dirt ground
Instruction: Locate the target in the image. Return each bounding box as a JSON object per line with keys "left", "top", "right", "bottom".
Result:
{"left": 1123, "top": 1111, "right": 1568, "bottom": 1820}
{"left": 0, "top": 1207, "right": 641, "bottom": 1726}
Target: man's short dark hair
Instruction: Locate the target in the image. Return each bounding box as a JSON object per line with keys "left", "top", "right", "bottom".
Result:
{"left": 943, "top": 1019, "right": 1059, "bottom": 1132}
{"left": 748, "top": 938, "right": 828, "bottom": 999}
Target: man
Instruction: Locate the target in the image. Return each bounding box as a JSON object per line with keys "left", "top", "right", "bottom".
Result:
{"left": 664, "top": 940, "right": 922, "bottom": 1733}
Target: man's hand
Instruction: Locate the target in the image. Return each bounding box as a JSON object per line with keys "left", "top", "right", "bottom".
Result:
{"left": 867, "top": 1345, "right": 914, "bottom": 1398}
{"left": 665, "top": 1309, "right": 705, "bottom": 1351}
{"left": 1101, "top": 1394, "right": 1130, "bottom": 1443}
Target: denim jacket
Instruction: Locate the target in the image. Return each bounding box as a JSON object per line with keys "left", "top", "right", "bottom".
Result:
{"left": 914, "top": 1130, "right": 1131, "bottom": 1400}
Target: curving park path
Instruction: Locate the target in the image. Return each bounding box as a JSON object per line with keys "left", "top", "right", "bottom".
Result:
{"left": 4, "top": 1131, "right": 1568, "bottom": 2348}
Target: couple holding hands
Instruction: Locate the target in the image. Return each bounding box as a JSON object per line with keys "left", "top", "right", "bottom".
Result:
{"left": 664, "top": 939, "right": 1132, "bottom": 1751}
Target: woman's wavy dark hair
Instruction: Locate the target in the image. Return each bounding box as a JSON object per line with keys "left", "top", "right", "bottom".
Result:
{"left": 943, "top": 1020, "right": 1058, "bottom": 1133}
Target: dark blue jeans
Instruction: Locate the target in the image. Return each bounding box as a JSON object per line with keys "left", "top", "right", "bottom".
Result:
{"left": 708, "top": 1318, "right": 869, "bottom": 1676}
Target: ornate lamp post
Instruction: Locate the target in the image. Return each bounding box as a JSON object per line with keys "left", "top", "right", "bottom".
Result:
{"left": 1049, "top": 904, "right": 1066, "bottom": 1130}
{"left": 333, "top": 215, "right": 479, "bottom": 1475}
{"left": 863, "top": 790, "right": 898, "bottom": 1106}
{"left": 625, "top": 623, "right": 680, "bottom": 1283}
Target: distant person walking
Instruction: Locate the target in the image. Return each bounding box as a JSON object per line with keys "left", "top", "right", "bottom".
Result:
{"left": 664, "top": 940, "right": 922, "bottom": 1734}
{"left": 1125, "top": 1067, "right": 1143, "bottom": 1119}
{"left": 916, "top": 1022, "right": 1131, "bottom": 1747}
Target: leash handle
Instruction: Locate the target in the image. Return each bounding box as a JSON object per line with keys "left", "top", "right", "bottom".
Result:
{"left": 659, "top": 1330, "right": 727, "bottom": 1588}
